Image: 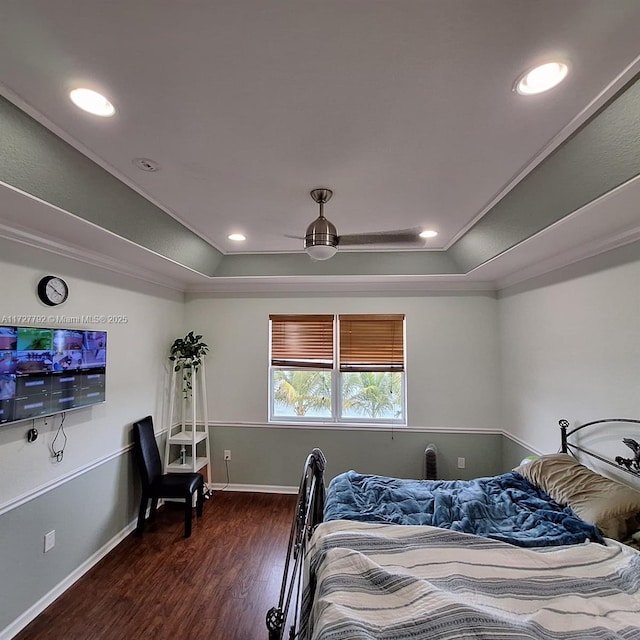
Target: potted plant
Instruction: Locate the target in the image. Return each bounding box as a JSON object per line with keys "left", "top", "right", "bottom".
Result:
{"left": 169, "top": 331, "right": 209, "bottom": 397}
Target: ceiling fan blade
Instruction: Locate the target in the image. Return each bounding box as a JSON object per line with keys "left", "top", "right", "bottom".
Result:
{"left": 284, "top": 233, "right": 305, "bottom": 240}
{"left": 338, "top": 228, "right": 423, "bottom": 246}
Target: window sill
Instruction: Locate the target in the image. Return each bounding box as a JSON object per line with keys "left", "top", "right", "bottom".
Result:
{"left": 267, "top": 419, "right": 407, "bottom": 430}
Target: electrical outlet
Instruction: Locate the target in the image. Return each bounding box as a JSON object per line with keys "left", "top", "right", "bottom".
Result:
{"left": 224, "top": 450, "right": 231, "bottom": 461}
{"left": 44, "top": 530, "right": 55, "bottom": 553}
{"left": 457, "top": 457, "right": 465, "bottom": 469}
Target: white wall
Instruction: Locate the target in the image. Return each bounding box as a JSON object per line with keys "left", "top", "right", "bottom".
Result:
{"left": 185, "top": 292, "right": 502, "bottom": 430}
{"left": 499, "top": 242, "right": 640, "bottom": 454}
{"left": 0, "top": 237, "right": 184, "bottom": 509}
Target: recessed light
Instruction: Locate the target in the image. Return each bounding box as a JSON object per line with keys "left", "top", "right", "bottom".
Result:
{"left": 419, "top": 230, "right": 438, "bottom": 239}
{"left": 69, "top": 88, "right": 115, "bottom": 117}
{"left": 515, "top": 62, "right": 568, "bottom": 95}
{"left": 228, "top": 233, "right": 246, "bottom": 242}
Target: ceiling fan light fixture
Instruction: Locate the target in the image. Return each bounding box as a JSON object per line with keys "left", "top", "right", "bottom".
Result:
{"left": 515, "top": 61, "right": 568, "bottom": 95}
{"left": 305, "top": 244, "right": 338, "bottom": 260}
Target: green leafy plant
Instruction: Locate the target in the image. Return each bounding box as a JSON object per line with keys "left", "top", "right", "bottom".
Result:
{"left": 169, "top": 331, "right": 209, "bottom": 397}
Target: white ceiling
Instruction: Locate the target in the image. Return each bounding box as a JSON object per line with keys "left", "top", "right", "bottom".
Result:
{"left": 1, "top": 0, "right": 640, "bottom": 291}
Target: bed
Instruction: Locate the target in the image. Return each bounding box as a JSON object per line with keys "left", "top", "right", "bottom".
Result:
{"left": 267, "top": 418, "right": 640, "bottom": 640}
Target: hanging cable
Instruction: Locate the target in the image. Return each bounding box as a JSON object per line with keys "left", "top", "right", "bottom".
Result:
{"left": 221, "top": 458, "right": 230, "bottom": 490}
{"left": 51, "top": 412, "right": 67, "bottom": 462}
{"left": 212, "top": 458, "right": 231, "bottom": 495}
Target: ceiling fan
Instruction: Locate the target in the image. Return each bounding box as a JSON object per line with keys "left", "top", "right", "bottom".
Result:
{"left": 302, "top": 188, "right": 429, "bottom": 260}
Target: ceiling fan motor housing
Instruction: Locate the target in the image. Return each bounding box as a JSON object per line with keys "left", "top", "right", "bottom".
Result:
{"left": 305, "top": 216, "right": 338, "bottom": 249}
{"left": 305, "top": 216, "right": 338, "bottom": 260}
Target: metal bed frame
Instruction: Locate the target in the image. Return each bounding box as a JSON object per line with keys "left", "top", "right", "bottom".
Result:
{"left": 560, "top": 417, "right": 640, "bottom": 477}
{"left": 267, "top": 417, "right": 640, "bottom": 638}
{"left": 266, "top": 448, "right": 326, "bottom": 640}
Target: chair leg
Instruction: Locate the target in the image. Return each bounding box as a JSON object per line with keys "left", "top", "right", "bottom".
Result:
{"left": 196, "top": 484, "right": 204, "bottom": 517}
{"left": 136, "top": 494, "right": 148, "bottom": 536}
{"left": 149, "top": 497, "right": 159, "bottom": 521}
{"left": 184, "top": 497, "right": 193, "bottom": 538}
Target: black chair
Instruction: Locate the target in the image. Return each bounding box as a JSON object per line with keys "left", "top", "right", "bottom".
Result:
{"left": 132, "top": 415, "right": 204, "bottom": 538}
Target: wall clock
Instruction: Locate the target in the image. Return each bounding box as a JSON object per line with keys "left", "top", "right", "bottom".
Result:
{"left": 37, "top": 275, "right": 69, "bottom": 306}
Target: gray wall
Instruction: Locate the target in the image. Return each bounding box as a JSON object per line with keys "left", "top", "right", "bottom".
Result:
{"left": 208, "top": 426, "right": 505, "bottom": 487}
{"left": 0, "top": 451, "right": 139, "bottom": 634}
{"left": 502, "top": 436, "right": 536, "bottom": 471}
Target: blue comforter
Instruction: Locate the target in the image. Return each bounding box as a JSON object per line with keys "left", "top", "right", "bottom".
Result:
{"left": 324, "top": 471, "right": 604, "bottom": 547}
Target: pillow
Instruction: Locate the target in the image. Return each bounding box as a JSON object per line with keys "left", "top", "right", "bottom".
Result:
{"left": 514, "top": 453, "right": 640, "bottom": 540}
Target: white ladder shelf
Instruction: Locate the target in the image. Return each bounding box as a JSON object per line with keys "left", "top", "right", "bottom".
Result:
{"left": 164, "top": 361, "right": 211, "bottom": 482}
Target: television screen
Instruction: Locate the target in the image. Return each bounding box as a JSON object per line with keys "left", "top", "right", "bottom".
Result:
{"left": 0, "top": 325, "right": 106, "bottom": 426}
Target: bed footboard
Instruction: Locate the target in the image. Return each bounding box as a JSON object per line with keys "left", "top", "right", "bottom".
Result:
{"left": 266, "top": 448, "right": 326, "bottom": 640}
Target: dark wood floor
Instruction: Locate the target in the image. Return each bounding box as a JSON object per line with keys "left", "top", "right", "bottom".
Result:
{"left": 14, "top": 492, "right": 297, "bottom": 640}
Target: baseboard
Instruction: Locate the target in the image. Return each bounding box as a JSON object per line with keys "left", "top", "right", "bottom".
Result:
{"left": 0, "top": 519, "right": 137, "bottom": 640}
{"left": 210, "top": 482, "right": 298, "bottom": 495}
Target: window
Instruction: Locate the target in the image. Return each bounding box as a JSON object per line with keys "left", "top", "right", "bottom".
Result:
{"left": 269, "top": 314, "right": 405, "bottom": 424}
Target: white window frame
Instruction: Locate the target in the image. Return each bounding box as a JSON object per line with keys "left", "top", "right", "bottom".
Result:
{"left": 269, "top": 315, "right": 407, "bottom": 426}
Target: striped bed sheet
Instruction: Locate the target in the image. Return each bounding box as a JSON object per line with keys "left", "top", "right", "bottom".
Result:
{"left": 301, "top": 520, "right": 640, "bottom": 640}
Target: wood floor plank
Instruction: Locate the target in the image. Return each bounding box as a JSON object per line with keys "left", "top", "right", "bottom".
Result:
{"left": 13, "top": 492, "right": 296, "bottom": 640}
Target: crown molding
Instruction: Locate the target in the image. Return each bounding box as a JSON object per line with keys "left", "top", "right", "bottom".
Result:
{"left": 0, "top": 219, "right": 187, "bottom": 292}
{"left": 495, "top": 225, "right": 640, "bottom": 291}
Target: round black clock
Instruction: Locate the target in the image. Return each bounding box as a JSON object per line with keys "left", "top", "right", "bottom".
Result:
{"left": 37, "top": 275, "right": 69, "bottom": 306}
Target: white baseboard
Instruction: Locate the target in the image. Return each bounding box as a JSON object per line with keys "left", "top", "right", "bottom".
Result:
{"left": 210, "top": 482, "right": 298, "bottom": 495}
{"left": 0, "top": 519, "right": 137, "bottom": 640}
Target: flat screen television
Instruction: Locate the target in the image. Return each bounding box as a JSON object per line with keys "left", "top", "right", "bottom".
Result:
{"left": 0, "top": 325, "right": 106, "bottom": 426}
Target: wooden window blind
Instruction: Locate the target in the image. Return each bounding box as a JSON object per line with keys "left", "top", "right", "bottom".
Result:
{"left": 270, "top": 315, "right": 334, "bottom": 369}
{"left": 339, "top": 314, "right": 405, "bottom": 372}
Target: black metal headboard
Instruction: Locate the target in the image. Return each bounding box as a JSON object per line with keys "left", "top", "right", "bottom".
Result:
{"left": 560, "top": 418, "right": 640, "bottom": 478}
